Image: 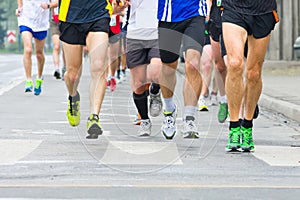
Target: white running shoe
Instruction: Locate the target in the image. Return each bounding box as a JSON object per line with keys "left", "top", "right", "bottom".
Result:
{"left": 161, "top": 105, "right": 177, "bottom": 140}
{"left": 138, "top": 119, "right": 151, "bottom": 137}
{"left": 149, "top": 90, "right": 163, "bottom": 117}
{"left": 210, "top": 94, "right": 218, "bottom": 106}
{"left": 182, "top": 116, "right": 199, "bottom": 139}
{"left": 198, "top": 98, "right": 208, "bottom": 111}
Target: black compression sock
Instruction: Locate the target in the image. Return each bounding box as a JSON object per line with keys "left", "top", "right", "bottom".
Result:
{"left": 133, "top": 91, "right": 149, "bottom": 120}
{"left": 242, "top": 119, "right": 253, "bottom": 128}
{"left": 229, "top": 121, "right": 240, "bottom": 130}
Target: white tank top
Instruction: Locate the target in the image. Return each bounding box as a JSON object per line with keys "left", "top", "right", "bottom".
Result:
{"left": 126, "top": 0, "right": 158, "bottom": 40}
{"left": 18, "top": 0, "right": 50, "bottom": 32}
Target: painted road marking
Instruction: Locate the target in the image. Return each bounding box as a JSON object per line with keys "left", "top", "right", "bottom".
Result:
{"left": 0, "top": 139, "right": 42, "bottom": 165}
{"left": 100, "top": 141, "right": 183, "bottom": 165}
{"left": 253, "top": 145, "right": 300, "bottom": 166}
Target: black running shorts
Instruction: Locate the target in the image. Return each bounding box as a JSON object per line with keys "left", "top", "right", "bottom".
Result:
{"left": 222, "top": 9, "right": 277, "bottom": 39}
{"left": 158, "top": 16, "right": 205, "bottom": 64}
{"left": 59, "top": 18, "right": 110, "bottom": 45}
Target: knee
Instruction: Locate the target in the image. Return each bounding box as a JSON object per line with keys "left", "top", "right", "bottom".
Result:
{"left": 66, "top": 68, "right": 80, "bottom": 82}
{"left": 24, "top": 46, "right": 32, "bottom": 56}
{"left": 185, "top": 58, "right": 200, "bottom": 74}
{"left": 246, "top": 68, "right": 261, "bottom": 82}
{"left": 53, "top": 44, "right": 60, "bottom": 52}
{"left": 227, "top": 57, "right": 243, "bottom": 75}
{"left": 215, "top": 62, "right": 226, "bottom": 74}
{"left": 35, "top": 51, "right": 44, "bottom": 61}
{"left": 90, "top": 60, "right": 107, "bottom": 77}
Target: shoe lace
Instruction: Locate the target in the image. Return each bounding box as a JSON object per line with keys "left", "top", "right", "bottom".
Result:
{"left": 150, "top": 96, "right": 162, "bottom": 109}
{"left": 164, "top": 116, "right": 175, "bottom": 129}
{"left": 199, "top": 98, "right": 206, "bottom": 106}
{"left": 184, "top": 120, "right": 196, "bottom": 132}
{"left": 242, "top": 128, "right": 252, "bottom": 144}
{"left": 230, "top": 128, "right": 240, "bottom": 143}
{"left": 70, "top": 101, "right": 79, "bottom": 115}
{"left": 140, "top": 120, "right": 150, "bottom": 131}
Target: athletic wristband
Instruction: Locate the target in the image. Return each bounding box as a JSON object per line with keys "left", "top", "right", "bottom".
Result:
{"left": 47, "top": 4, "right": 50, "bottom": 9}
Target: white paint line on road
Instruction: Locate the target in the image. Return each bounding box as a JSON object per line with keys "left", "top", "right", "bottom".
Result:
{"left": 0, "top": 139, "right": 42, "bottom": 165}
{"left": 12, "top": 129, "right": 64, "bottom": 135}
{"left": 253, "top": 145, "right": 300, "bottom": 166}
{"left": 0, "top": 76, "right": 23, "bottom": 96}
{"left": 100, "top": 141, "right": 182, "bottom": 165}
{"left": 17, "top": 160, "right": 96, "bottom": 164}
{"left": 0, "top": 183, "right": 300, "bottom": 189}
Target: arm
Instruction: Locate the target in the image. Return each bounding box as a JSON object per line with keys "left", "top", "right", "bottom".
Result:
{"left": 41, "top": 0, "right": 58, "bottom": 10}
{"left": 206, "top": 0, "right": 212, "bottom": 21}
{"left": 16, "top": 0, "right": 23, "bottom": 16}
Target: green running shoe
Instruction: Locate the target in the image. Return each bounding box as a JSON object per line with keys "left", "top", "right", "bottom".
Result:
{"left": 241, "top": 127, "right": 255, "bottom": 152}
{"left": 218, "top": 102, "right": 228, "bottom": 123}
{"left": 25, "top": 80, "right": 33, "bottom": 92}
{"left": 66, "top": 92, "right": 80, "bottom": 126}
{"left": 86, "top": 114, "right": 103, "bottom": 139}
{"left": 34, "top": 78, "right": 43, "bottom": 95}
{"left": 225, "top": 127, "right": 241, "bottom": 152}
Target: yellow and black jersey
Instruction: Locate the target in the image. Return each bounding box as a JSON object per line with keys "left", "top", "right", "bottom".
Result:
{"left": 222, "top": 0, "right": 277, "bottom": 15}
{"left": 59, "top": 0, "right": 113, "bottom": 23}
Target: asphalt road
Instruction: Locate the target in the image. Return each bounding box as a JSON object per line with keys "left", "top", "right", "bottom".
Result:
{"left": 0, "top": 54, "right": 300, "bottom": 199}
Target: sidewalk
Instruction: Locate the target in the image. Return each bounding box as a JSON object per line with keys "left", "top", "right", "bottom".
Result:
{"left": 260, "top": 60, "right": 300, "bottom": 123}
{"left": 177, "top": 60, "right": 300, "bottom": 123}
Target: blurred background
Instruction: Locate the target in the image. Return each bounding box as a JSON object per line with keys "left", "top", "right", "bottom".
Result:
{"left": 0, "top": 0, "right": 299, "bottom": 60}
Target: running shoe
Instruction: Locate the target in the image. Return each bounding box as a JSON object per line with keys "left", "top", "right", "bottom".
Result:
{"left": 110, "top": 77, "right": 117, "bottom": 92}
{"left": 225, "top": 127, "right": 241, "bottom": 152}
{"left": 66, "top": 92, "right": 80, "bottom": 126}
{"left": 210, "top": 92, "right": 218, "bottom": 106}
{"left": 121, "top": 71, "right": 126, "bottom": 81}
{"left": 25, "top": 80, "right": 33, "bottom": 92}
{"left": 34, "top": 78, "right": 43, "bottom": 96}
{"left": 149, "top": 90, "right": 163, "bottom": 117}
{"left": 86, "top": 114, "right": 103, "bottom": 139}
{"left": 218, "top": 102, "right": 228, "bottom": 123}
{"left": 241, "top": 127, "right": 255, "bottom": 152}
{"left": 182, "top": 116, "right": 199, "bottom": 139}
{"left": 133, "top": 113, "right": 141, "bottom": 125}
{"left": 161, "top": 105, "right": 177, "bottom": 140}
{"left": 53, "top": 69, "right": 61, "bottom": 79}
{"left": 198, "top": 98, "right": 208, "bottom": 111}
{"left": 106, "top": 76, "right": 111, "bottom": 88}
{"left": 138, "top": 119, "right": 152, "bottom": 137}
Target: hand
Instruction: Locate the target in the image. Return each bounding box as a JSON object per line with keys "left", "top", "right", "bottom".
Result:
{"left": 113, "top": 0, "right": 130, "bottom": 14}
{"left": 15, "top": 7, "right": 22, "bottom": 17}
{"left": 40, "top": 3, "right": 49, "bottom": 9}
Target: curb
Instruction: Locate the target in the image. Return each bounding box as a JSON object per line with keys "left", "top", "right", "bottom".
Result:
{"left": 259, "top": 94, "right": 300, "bottom": 123}
{"left": 176, "top": 62, "right": 300, "bottom": 123}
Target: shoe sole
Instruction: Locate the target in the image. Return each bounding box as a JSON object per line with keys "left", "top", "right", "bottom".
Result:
{"left": 25, "top": 89, "right": 32, "bottom": 92}
{"left": 86, "top": 124, "right": 103, "bottom": 139}
{"left": 218, "top": 117, "right": 227, "bottom": 123}
{"left": 139, "top": 132, "right": 151, "bottom": 137}
{"left": 225, "top": 145, "right": 241, "bottom": 152}
{"left": 241, "top": 146, "right": 255, "bottom": 152}
{"left": 183, "top": 131, "right": 199, "bottom": 139}
{"left": 198, "top": 107, "right": 208, "bottom": 111}
{"left": 162, "top": 131, "right": 176, "bottom": 140}
{"left": 150, "top": 111, "right": 161, "bottom": 117}
{"left": 34, "top": 89, "right": 41, "bottom": 96}
{"left": 54, "top": 72, "right": 61, "bottom": 79}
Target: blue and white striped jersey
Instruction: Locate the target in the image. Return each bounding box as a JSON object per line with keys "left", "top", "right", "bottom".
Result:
{"left": 158, "top": 0, "right": 207, "bottom": 22}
